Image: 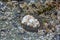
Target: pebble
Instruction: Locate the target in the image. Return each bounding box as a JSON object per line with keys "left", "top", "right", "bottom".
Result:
{"left": 21, "top": 15, "right": 40, "bottom": 28}
{"left": 5, "top": 22, "right": 8, "bottom": 25}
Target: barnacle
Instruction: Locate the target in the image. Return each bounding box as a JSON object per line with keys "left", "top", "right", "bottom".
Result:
{"left": 21, "top": 15, "right": 40, "bottom": 32}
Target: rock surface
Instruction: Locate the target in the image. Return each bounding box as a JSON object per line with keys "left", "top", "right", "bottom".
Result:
{"left": 0, "top": 0, "right": 60, "bottom": 40}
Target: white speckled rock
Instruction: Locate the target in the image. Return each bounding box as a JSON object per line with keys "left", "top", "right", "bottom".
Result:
{"left": 21, "top": 15, "right": 40, "bottom": 28}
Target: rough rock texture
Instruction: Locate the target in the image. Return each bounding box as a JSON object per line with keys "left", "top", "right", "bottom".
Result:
{"left": 0, "top": 0, "right": 60, "bottom": 40}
